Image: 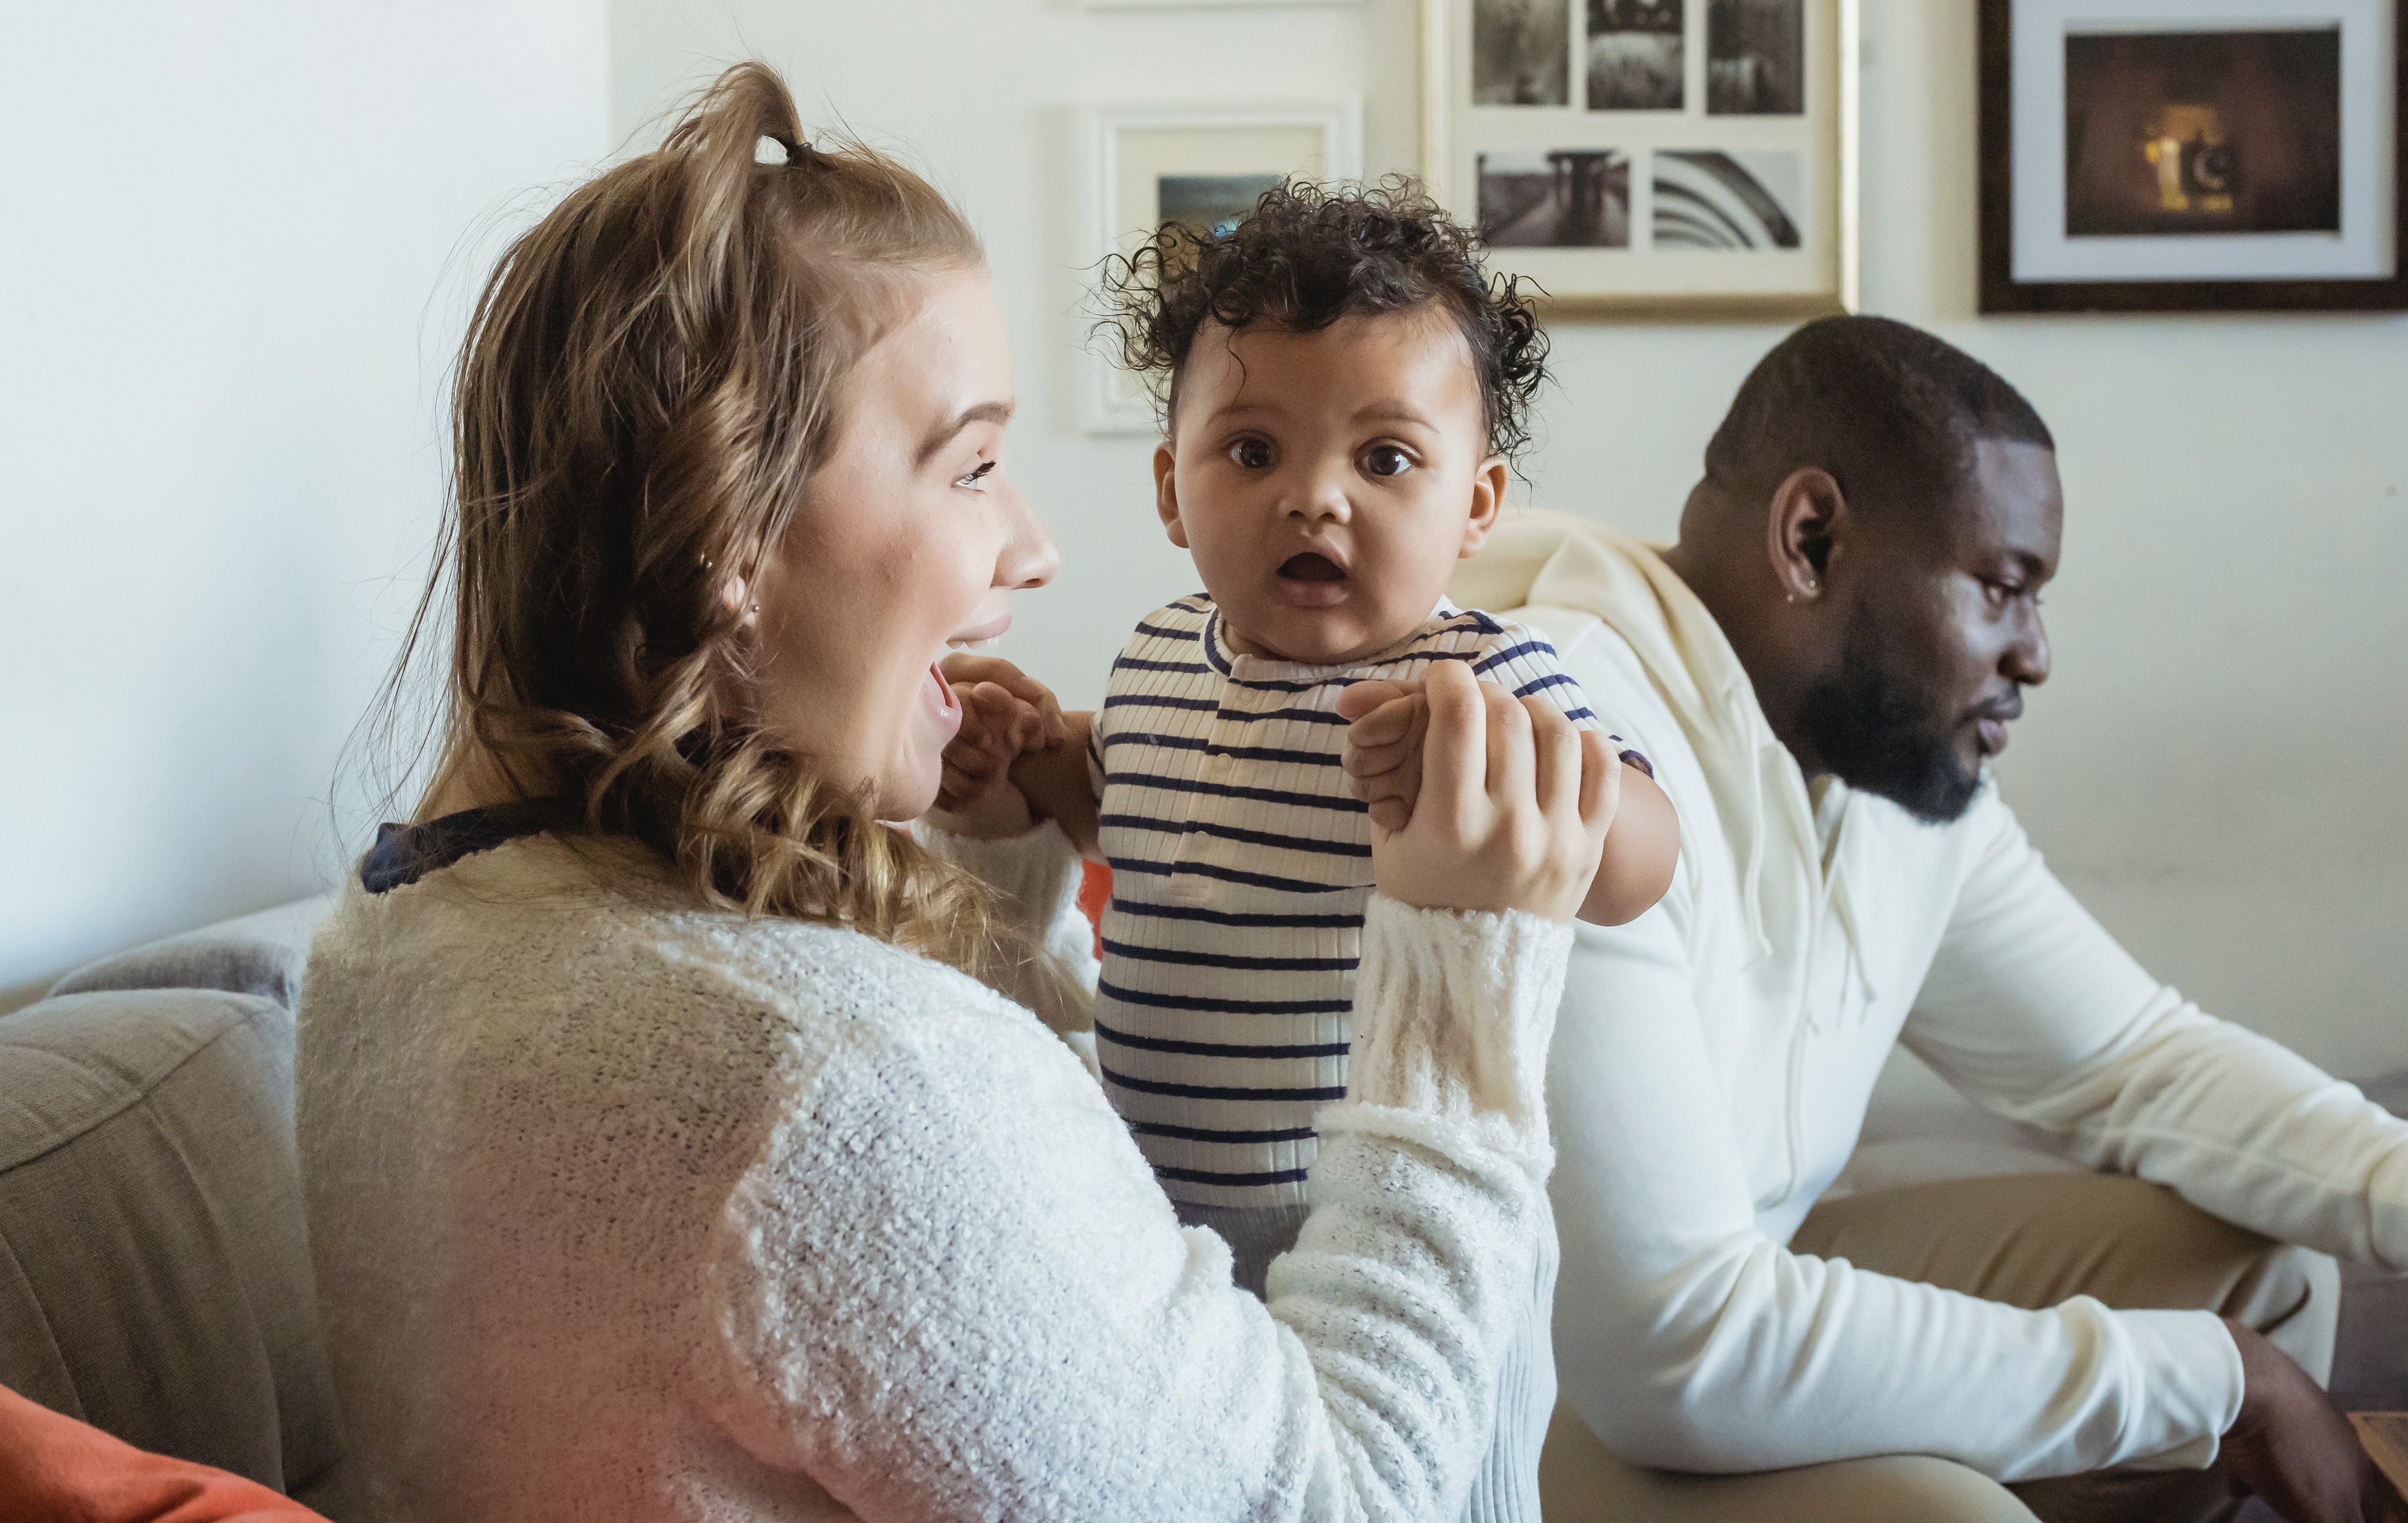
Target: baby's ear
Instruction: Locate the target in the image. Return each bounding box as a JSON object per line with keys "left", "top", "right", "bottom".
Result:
{"left": 1459, "top": 455, "right": 1509, "bottom": 558}
{"left": 1153, "top": 444, "right": 1190, "bottom": 549}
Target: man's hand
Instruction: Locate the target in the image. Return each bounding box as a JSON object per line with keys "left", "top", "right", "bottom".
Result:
{"left": 931, "top": 654, "right": 1066, "bottom": 839}
{"left": 2221, "top": 1319, "right": 2397, "bottom": 1523}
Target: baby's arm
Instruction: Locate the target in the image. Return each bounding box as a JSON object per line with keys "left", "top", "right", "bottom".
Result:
{"left": 1338, "top": 681, "right": 1676, "bottom": 927}
{"left": 932, "top": 654, "right": 1103, "bottom": 859}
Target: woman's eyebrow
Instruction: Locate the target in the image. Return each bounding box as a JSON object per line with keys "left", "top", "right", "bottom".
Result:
{"left": 914, "top": 400, "right": 1014, "bottom": 465}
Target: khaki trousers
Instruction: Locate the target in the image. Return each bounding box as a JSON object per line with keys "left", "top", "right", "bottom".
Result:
{"left": 1539, "top": 1173, "right": 2341, "bottom": 1523}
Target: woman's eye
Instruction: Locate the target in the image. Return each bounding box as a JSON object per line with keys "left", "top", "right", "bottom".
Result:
{"left": 955, "top": 459, "right": 997, "bottom": 489}
{"left": 1983, "top": 580, "right": 2020, "bottom": 608}
{"left": 1229, "top": 438, "right": 1272, "bottom": 469}
{"left": 1363, "top": 445, "right": 1412, "bottom": 479}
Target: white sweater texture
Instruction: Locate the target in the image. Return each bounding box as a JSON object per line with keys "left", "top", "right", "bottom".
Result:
{"left": 1450, "top": 512, "right": 2408, "bottom": 1482}
{"left": 296, "top": 822, "right": 1572, "bottom": 1521}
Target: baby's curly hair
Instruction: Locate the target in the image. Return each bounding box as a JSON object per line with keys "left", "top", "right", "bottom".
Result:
{"left": 1098, "top": 177, "right": 1548, "bottom": 464}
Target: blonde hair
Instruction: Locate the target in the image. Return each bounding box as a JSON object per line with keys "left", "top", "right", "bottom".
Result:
{"left": 392, "top": 61, "right": 1027, "bottom": 984}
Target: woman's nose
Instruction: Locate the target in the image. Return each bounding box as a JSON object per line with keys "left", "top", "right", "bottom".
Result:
{"left": 996, "top": 480, "right": 1060, "bottom": 591}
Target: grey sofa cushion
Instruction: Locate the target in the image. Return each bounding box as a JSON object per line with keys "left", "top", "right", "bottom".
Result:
{"left": 49, "top": 894, "right": 333, "bottom": 1008}
{"left": 0, "top": 987, "right": 343, "bottom": 1499}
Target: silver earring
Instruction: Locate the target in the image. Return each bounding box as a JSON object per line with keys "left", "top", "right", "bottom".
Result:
{"left": 1803, "top": 579, "right": 1818, "bottom": 595}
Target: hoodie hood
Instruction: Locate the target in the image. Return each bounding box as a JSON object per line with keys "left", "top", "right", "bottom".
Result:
{"left": 1451, "top": 510, "right": 1835, "bottom": 973}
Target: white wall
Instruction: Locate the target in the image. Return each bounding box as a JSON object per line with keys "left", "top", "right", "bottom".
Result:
{"left": 0, "top": 2, "right": 609, "bottom": 1009}
{"left": 610, "top": 0, "right": 2408, "bottom": 1076}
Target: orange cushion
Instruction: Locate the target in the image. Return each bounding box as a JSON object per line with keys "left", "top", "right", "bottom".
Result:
{"left": 1078, "top": 860, "right": 1111, "bottom": 959}
{"left": 0, "top": 1385, "right": 325, "bottom": 1523}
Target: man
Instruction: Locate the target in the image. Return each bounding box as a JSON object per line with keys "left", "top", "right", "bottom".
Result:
{"left": 1361, "top": 317, "right": 2402, "bottom": 1521}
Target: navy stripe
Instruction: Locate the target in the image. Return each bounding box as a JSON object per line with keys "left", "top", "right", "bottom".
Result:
{"left": 1112, "top": 772, "right": 1367, "bottom": 815}
{"left": 1153, "top": 1164, "right": 1312, "bottom": 1187}
{"left": 1102, "top": 1062, "right": 1347, "bottom": 1103}
{"left": 1098, "top": 816, "right": 1371, "bottom": 860}
{"left": 1098, "top": 977, "right": 1351, "bottom": 1014}
{"left": 1566, "top": 707, "right": 1598, "bottom": 724}
{"left": 1110, "top": 899, "right": 1364, "bottom": 930}
{"left": 1513, "top": 672, "right": 1578, "bottom": 698}
{"left": 1101, "top": 695, "right": 1346, "bottom": 729}
{"left": 1101, "top": 936, "right": 1358, "bottom": 973}
{"left": 1100, "top": 734, "right": 1344, "bottom": 768}
{"left": 1472, "top": 639, "right": 1557, "bottom": 673}
{"left": 1103, "top": 693, "right": 1217, "bottom": 714}
{"left": 1132, "top": 620, "right": 1201, "bottom": 642}
{"left": 1101, "top": 858, "right": 1358, "bottom": 893}
{"left": 1201, "top": 613, "right": 1232, "bottom": 675}
{"left": 1095, "top": 1017, "right": 1350, "bottom": 1059}
{"left": 1114, "top": 654, "right": 1210, "bottom": 676}
{"left": 1129, "top": 1120, "right": 1318, "bottom": 1143}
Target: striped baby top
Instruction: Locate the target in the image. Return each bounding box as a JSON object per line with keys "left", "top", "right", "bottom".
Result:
{"left": 1087, "top": 593, "right": 1643, "bottom": 1212}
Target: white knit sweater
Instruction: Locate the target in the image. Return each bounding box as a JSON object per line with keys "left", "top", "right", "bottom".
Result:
{"left": 295, "top": 822, "right": 1571, "bottom": 1522}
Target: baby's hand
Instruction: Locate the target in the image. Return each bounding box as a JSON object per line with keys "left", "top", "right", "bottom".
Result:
{"left": 1337, "top": 678, "right": 1430, "bottom": 834}
{"left": 933, "top": 655, "right": 1066, "bottom": 839}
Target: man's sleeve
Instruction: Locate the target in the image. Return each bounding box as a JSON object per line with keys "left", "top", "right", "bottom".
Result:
{"left": 1472, "top": 622, "right": 1653, "bottom": 776}
{"left": 1550, "top": 873, "right": 2241, "bottom": 1481}
{"left": 1906, "top": 789, "right": 2408, "bottom": 1271}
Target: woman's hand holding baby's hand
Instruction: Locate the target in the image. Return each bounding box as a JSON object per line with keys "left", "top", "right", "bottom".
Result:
{"left": 1349, "top": 660, "right": 1618, "bottom": 924}
{"left": 932, "top": 654, "right": 1065, "bottom": 839}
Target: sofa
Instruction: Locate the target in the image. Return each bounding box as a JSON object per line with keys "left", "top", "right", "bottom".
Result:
{"left": 2, "top": 891, "right": 2402, "bottom": 1519}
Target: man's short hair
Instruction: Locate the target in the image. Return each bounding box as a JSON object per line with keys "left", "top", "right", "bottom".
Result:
{"left": 1704, "top": 315, "right": 2054, "bottom": 516}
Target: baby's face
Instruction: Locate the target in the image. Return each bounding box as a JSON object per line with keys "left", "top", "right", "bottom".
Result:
{"left": 1155, "top": 308, "right": 1505, "bottom": 665}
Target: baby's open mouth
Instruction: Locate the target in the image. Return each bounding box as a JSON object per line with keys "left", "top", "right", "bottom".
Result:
{"left": 1277, "top": 552, "right": 1346, "bottom": 583}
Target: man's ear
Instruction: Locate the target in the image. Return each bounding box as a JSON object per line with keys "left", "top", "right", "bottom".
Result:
{"left": 1458, "top": 455, "right": 1509, "bottom": 558}
{"left": 1765, "top": 467, "right": 1843, "bottom": 605}
{"left": 1153, "top": 443, "right": 1188, "bottom": 550}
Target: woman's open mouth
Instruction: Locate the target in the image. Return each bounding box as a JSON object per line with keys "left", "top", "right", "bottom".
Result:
{"left": 924, "top": 660, "right": 962, "bottom": 740}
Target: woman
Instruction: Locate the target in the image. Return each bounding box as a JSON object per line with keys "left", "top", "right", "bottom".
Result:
{"left": 298, "top": 61, "right": 1618, "bottom": 1522}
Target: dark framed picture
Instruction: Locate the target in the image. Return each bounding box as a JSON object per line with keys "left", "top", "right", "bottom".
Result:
{"left": 1422, "top": 0, "right": 1859, "bottom": 317}
{"left": 1979, "top": 0, "right": 2408, "bottom": 313}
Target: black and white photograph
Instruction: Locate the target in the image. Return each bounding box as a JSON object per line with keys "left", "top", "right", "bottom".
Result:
{"left": 1158, "top": 174, "right": 1284, "bottom": 238}
{"left": 1474, "top": 0, "right": 1570, "bottom": 106}
{"left": 1478, "top": 149, "right": 1632, "bottom": 246}
{"left": 2063, "top": 28, "right": 2341, "bottom": 238}
{"left": 1586, "top": 0, "right": 1684, "bottom": 112}
{"left": 1654, "top": 149, "right": 1802, "bottom": 248}
{"left": 1707, "top": 0, "right": 1804, "bottom": 114}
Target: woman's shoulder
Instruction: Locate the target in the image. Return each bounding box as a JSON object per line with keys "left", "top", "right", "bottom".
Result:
{"left": 305, "top": 832, "right": 1041, "bottom": 1055}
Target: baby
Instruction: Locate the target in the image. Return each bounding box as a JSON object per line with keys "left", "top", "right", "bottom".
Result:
{"left": 940, "top": 184, "right": 1677, "bottom": 1274}
{"left": 937, "top": 182, "right": 1677, "bottom": 1514}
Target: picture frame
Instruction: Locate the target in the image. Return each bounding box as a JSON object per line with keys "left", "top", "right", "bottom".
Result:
{"left": 1978, "top": 0, "right": 2408, "bottom": 313}
{"left": 1418, "top": 0, "right": 1860, "bottom": 319}
{"left": 1080, "top": 0, "right": 1360, "bottom": 8}
{"left": 1081, "top": 101, "right": 1365, "bottom": 434}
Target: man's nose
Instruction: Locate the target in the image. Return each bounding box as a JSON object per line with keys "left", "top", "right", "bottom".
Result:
{"left": 996, "top": 480, "right": 1059, "bottom": 591}
{"left": 2005, "top": 609, "right": 2051, "bottom": 687}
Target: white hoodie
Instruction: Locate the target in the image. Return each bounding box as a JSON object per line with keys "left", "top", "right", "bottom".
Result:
{"left": 1451, "top": 511, "right": 2408, "bottom": 1482}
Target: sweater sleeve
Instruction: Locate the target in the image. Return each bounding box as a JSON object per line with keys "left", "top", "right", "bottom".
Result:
{"left": 697, "top": 896, "right": 1568, "bottom": 1523}
{"left": 1549, "top": 864, "right": 2239, "bottom": 1483}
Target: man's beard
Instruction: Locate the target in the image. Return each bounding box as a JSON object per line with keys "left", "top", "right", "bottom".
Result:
{"left": 1792, "top": 609, "right": 1984, "bottom": 824}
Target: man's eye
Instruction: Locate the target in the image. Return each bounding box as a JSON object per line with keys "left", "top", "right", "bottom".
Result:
{"left": 955, "top": 460, "right": 997, "bottom": 489}
{"left": 1984, "top": 580, "right": 2022, "bottom": 607}
{"left": 1363, "top": 445, "right": 1412, "bottom": 479}
{"left": 1229, "top": 438, "right": 1273, "bottom": 469}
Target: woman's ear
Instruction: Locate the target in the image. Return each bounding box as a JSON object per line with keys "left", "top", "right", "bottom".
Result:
{"left": 1153, "top": 443, "right": 1188, "bottom": 550}
{"left": 1765, "top": 466, "right": 1843, "bottom": 605}
{"left": 1458, "top": 455, "right": 1509, "bottom": 558}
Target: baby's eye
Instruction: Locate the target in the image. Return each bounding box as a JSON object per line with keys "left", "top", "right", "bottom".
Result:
{"left": 1229, "top": 438, "right": 1272, "bottom": 469}
{"left": 1362, "top": 445, "right": 1413, "bottom": 479}
{"left": 955, "top": 459, "right": 998, "bottom": 489}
